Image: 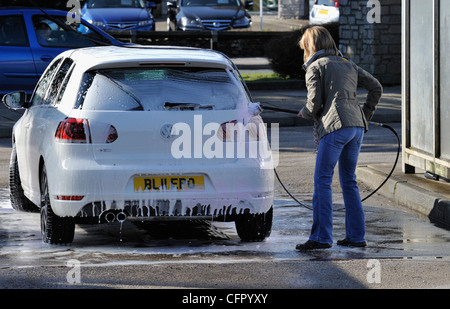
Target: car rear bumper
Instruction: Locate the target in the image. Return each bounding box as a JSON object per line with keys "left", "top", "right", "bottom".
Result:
{"left": 76, "top": 194, "right": 273, "bottom": 222}
{"left": 47, "top": 158, "right": 274, "bottom": 219}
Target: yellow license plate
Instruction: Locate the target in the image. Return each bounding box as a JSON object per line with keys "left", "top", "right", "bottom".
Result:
{"left": 134, "top": 176, "right": 205, "bottom": 192}
{"left": 318, "top": 9, "right": 329, "bottom": 15}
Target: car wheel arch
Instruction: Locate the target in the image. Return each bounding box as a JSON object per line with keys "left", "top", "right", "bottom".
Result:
{"left": 38, "top": 156, "right": 45, "bottom": 198}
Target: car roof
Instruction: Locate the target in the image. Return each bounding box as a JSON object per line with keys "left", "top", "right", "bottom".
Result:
{"left": 0, "top": 7, "right": 67, "bottom": 15}
{"left": 65, "top": 46, "right": 233, "bottom": 71}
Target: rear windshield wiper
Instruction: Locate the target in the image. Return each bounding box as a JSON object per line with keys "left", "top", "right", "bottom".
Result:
{"left": 164, "top": 102, "right": 215, "bottom": 110}
{"left": 101, "top": 72, "right": 144, "bottom": 110}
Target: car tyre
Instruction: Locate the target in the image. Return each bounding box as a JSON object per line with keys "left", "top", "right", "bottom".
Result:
{"left": 9, "top": 144, "right": 39, "bottom": 212}
{"left": 235, "top": 207, "right": 273, "bottom": 242}
{"left": 40, "top": 165, "right": 75, "bottom": 244}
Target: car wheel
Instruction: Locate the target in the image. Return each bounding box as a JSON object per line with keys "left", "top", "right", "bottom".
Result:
{"left": 9, "top": 144, "right": 39, "bottom": 212}
{"left": 40, "top": 165, "right": 75, "bottom": 244}
{"left": 235, "top": 207, "right": 273, "bottom": 242}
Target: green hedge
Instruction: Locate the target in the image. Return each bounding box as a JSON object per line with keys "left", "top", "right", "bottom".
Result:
{"left": 106, "top": 22, "right": 339, "bottom": 80}
{"left": 266, "top": 22, "right": 340, "bottom": 79}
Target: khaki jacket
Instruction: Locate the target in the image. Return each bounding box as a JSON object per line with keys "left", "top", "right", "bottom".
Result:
{"left": 300, "top": 52, "right": 383, "bottom": 140}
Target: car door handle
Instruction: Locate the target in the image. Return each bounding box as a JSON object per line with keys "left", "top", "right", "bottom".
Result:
{"left": 25, "top": 122, "right": 31, "bottom": 129}
{"left": 40, "top": 55, "right": 54, "bottom": 62}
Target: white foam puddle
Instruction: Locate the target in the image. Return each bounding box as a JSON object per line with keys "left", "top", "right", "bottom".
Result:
{"left": 0, "top": 198, "right": 307, "bottom": 268}
{"left": 0, "top": 188, "right": 11, "bottom": 209}
{"left": 2, "top": 194, "right": 448, "bottom": 269}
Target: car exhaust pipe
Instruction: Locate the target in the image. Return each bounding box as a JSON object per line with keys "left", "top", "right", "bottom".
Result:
{"left": 116, "top": 211, "right": 127, "bottom": 223}
{"left": 104, "top": 211, "right": 116, "bottom": 223}
{"left": 103, "top": 210, "right": 127, "bottom": 223}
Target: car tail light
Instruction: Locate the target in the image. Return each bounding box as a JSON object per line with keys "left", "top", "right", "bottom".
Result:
{"left": 55, "top": 118, "right": 118, "bottom": 144}
{"left": 139, "top": 62, "right": 186, "bottom": 66}
{"left": 105, "top": 125, "right": 118, "bottom": 143}
{"left": 217, "top": 118, "right": 267, "bottom": 142}
{"left": 55, "top": 118, "right": 91, "bottom": 143}
{"left": 218, "top": 120, "right": 238, "bottom": 141}
{"left": 55, "top": 195, "right": 84, "bottom": 201}
{"left": 334, "top": 0, "right": 339, "bottom": 8}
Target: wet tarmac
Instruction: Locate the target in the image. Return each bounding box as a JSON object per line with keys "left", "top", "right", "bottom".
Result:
{"left": 1, "top": 187, "right": 449, "bottom": 271}
{"left": 1, "top": 122, "right": 450, "bottom": 289}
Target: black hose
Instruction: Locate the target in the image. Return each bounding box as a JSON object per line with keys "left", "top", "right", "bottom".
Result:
{"left": 274, "top": 168, "right": 313, "bottom": 210}
{"left": 362, "top": 121, "right": 400, "bottom": 202}
{"left": 261, "top": 105, "right": 401, "bottom": 209}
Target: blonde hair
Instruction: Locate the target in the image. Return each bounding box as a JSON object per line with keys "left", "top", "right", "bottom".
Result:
{"left": 299, "top": 26, "right": 339, "bottom": 62}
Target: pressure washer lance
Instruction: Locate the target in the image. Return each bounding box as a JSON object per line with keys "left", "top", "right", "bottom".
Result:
{"left": 259, "top": 104, "right": 400, "bottom": 210}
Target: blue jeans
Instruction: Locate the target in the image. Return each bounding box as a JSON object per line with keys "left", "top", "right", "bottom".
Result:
{"left": 309, "top": 127, "right": 365, "bottom": 244}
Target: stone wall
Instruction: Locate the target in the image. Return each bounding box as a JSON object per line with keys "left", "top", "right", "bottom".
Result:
{"left": 278, "top": 0, "right": 309, "bottom": 19}
{"left": 339, "top": 0, "right": 401, "bottom": 85}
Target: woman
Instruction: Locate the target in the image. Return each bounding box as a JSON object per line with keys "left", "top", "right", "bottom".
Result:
{"left": 296, "top": 26, "right": 382, "bottom": 251}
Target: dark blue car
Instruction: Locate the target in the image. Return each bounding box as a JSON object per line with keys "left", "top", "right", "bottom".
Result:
{"left": 0, "top": 7, "right": 125, "bottom": 96}
{"left": 167, "top": 0, "right": 253, "bottom": 31}
{"left": 80, "top": 0, "right": 156, "bottom": 32}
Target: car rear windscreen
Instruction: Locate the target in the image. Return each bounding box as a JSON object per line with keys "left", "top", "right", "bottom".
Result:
{"left": 76, "top": 67, "right": 247, "bottom": 111}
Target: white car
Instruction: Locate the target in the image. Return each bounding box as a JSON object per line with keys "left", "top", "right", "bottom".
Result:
{"left": 309, "top": 0, "right": 340, "bottom": 25}
{"left": 3, "top": 46, "right": 274, "bottom": 244}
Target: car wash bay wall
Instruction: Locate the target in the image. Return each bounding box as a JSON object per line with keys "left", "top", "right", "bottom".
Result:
{"left": 402, "top": 0, "right": 450, "bottom": 179}
{"left": 338, "top": 0, "right": 401, "bottom": 85}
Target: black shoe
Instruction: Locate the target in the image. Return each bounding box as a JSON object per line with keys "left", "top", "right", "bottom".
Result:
{"left": 337, "top": 239, "right": 367, "bottom": 247}
{"left": 295, "top": 240, "right": 332, "bottom": 251}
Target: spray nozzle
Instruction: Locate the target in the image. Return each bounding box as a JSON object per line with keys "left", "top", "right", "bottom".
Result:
{"left": 248, "top": 102, "right": 263, "bottom": 116}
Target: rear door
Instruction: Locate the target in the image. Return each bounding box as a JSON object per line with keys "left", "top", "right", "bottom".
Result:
{"left": 18, "top": 58, "right": 64, "bottom": 197}
{"left": 0, "top": 13, "right": 38, "bottom": 95}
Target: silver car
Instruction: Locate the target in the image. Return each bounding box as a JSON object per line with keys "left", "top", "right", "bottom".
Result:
{"left": 309, "top": 0, "right": 340, "bottom": 24}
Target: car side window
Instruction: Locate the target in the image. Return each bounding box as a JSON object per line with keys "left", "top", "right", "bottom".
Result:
{"left": 55, "top": 65, "right": 75, "bottom": 106}
{"left": 0, "top": 15, "right": 29, "bottom": 46}
{"left": 30, "top": 59, "right": 61, "bottom": 106}
{"left": 32, "top": 15, "right": 96, "bottom": 48}
{"left": 47, "top": 58, "right": 75, "bottom": 106}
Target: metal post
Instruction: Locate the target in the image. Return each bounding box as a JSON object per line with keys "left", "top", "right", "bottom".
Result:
{"left": 402, "top": 0, "right": 414, "bottom": 174}
{"left": 433, "top": 0, "right": 441, "bottom": 159}
{"left": 260, "top": 0, "right": 263, "bottom": 30}
{"left": 210, "top": 30, "right": 218, "bottom": 50}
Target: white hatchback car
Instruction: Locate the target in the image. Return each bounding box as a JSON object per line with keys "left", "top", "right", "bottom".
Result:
{"left": 309, "top": 0, "right": 340, "bottom": 25}
{"left": 3, "top": 46, "right": 274, "bottom": 244}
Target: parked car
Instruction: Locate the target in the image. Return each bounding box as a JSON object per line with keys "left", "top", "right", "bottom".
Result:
{"left": 3, "top": 45, "right": 274, "bottom": 244}
{"left": 81, "top": 0, "right": 156, "bottom": 32}
{"left": 309, "top": 0, "right": 340, "bottom": 24}
{"left": 0, "top": 7, "right": 125, "bottom": 96}
{"left": 167, "top": 0, "right": 253, "bottom": 31}
{"left": 263, "top": 0, "right": 278, "bottom": 11}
